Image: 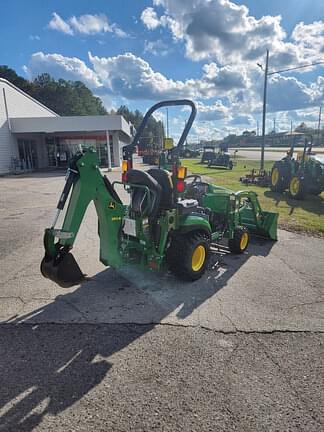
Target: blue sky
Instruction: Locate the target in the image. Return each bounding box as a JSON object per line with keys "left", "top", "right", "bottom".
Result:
{"left": 1, "top": 0, "right": 324, "bottom": 140}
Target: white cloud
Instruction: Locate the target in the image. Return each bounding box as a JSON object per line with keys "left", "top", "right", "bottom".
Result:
{"left": 89, "top": 51, "right": 199, "bottom": 99}
{"left": 144, "top": 39, "right": 169, "bottom": 56}
{"left": 141, "top": 7, "right": 161, "bottom": 30}
{"left": 25, "top": 52, "right": 102, "bottom": 88}
{"left": 142, "top": 0, "right": 324, "bottom": 69}
{"left": 88, "top": 52, "right": 252, "bottom": 101}
{"left": 292, "top": 21, "right": 324, "bottom": 60}
{"left": 69, "top": 14, "right": 110, "bottom": 34}
{"left": 25, "top": 50, "right": 324, "bottom": 127}
{"left": 29, "top": 35, "right": 40, "bottom": 41}
{"left": 267, "top": 74, "right": 316, "bottom": 112}
{"left": 196, "top": 101, "right": 230, "bottom": 121}
{"left": 48, "top": 13, "right": 127, "bottom": 37}
{"left": 48, "top": 12, "right": 73, "bottom": 35}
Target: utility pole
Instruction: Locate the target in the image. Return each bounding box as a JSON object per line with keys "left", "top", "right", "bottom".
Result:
{"left": 273, "top": 118, "right": 276, "bottom": 133}
{"left": 167, "top": 108, "right": 169, "bottom": 137}
{"left": 257, "top": 57, "right": 324, "bottom": 163}
{"left": 257, "top": 120, "right": 259, "bottom": 136}
{"left": 317, "top": 106, "right": 322, "bottom": 146}
{"left": 261, "top": 49, "right": 269, "bottom": 171}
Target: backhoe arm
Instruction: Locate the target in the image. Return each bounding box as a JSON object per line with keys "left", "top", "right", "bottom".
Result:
{"left": 41, "top": 147, "right": 124, "bottom": 288}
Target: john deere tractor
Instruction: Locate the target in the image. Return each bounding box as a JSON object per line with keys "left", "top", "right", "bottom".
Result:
{"left": 270, "top": 137, "right": 324, "bottom": 199}
{"left": 41, "top": 100, "right": 278, "bottom": 288}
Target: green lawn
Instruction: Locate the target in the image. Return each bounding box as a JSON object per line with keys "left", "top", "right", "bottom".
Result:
{"left": 182, "top": 158, "right": 324, "bottom": 236}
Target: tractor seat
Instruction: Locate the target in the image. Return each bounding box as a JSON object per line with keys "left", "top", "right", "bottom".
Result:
{"left": 147, "top": 168, "right": 174, "bottom": 209}
{"left": 126, "top": 169, "right": 162, "bottom": 217}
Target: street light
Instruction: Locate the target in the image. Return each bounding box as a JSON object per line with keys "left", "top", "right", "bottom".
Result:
{"left": 258, "top": 52, "right": 324, "bottom": 170}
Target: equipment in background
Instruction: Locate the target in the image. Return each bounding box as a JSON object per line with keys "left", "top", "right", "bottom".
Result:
{"left": 201, "top": 145, "right": 216, "bottom": 164}
{"left": 140, "top": 148, "right": 160, "bottom": 165}
{"left": 240, "top": 169, "right": 271, "bottom": 187}
{"left": 270, "top": 136, "right": 324, "bottom": 199}
{"left": 208, "top": 149, "right": 235, "bottom": 170}
{"left": 41, "top": 99, "right": 278, "bottom": 288}
{"left": 179, "top": 147, "right": 199, "bottom": 158}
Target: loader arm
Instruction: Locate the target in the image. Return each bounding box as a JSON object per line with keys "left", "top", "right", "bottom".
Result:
{"left": 41, "top": 148, "right": 124, "bottom": 287}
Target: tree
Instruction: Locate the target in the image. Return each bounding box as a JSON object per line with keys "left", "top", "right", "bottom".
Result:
{"left": 117, "top": 105, "right": 164, "bottom": 150}
{"left": 0, "top": 66, "right": 107, "bottom": 116}
{"left": 0, "top": 65, "right": 34, "bottom": 93}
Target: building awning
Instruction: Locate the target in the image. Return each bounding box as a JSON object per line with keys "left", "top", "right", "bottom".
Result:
{"left": 10, "top": 115, "right": 132, "bottom": 142}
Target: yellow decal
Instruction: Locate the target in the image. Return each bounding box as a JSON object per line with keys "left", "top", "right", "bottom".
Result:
{"left": 108, "top": 201, "right": 116, "bottom": 209}
{"left": 111, "top": 216, "right": 122, "bottom": 221}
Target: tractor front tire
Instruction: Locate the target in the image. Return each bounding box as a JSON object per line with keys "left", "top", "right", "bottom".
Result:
{"left": 270, "top": 165, "right": 286, "bottom": 192}
{"left": 228, "top": 226, "right": 250, "bottom": 254}
{"left": 289, "top": 176, "right": 305, "bottom": 200}
{"left": 167, "top": 232, "right": 210, "bottom": 281}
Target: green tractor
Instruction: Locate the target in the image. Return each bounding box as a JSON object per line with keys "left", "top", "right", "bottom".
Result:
{"left": 270, "top": 137, "right": 324, "bottom": 199}
{"left": 41, "top": 100, "right": 278, "bottom": 288}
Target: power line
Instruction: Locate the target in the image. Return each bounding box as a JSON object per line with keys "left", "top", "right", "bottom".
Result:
{"left": 268, "top": 60, "right": 324, "bottom": 76}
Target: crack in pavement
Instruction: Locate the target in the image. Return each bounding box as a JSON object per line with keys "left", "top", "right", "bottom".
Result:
{"left": 253, "top": 334, "right": 323, "bottom": 426}
{"left": 0, "top": 321, "right": 323, "bottom": 334}
{"left": 57, "top": 297, "right": 90, "bottom": 322}
{"left": 216, "top": 297, "right": 238, "bottom": 332}
{"left": 287, "top": 300, "right": 324, "bottom": 309}
{"left": 272, "top": 252, "right": 324, "bottom": 298}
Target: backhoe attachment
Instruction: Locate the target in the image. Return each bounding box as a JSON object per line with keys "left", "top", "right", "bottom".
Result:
{"left": 41, "top": 148, "right": 124, "bottom": 288}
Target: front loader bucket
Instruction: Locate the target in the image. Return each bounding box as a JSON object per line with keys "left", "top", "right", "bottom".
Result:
{"left": 256, "top": 211, "right": 278, "bottom": 240}
{"left": 40, "top": 252, "right": 85, "bottom": 288}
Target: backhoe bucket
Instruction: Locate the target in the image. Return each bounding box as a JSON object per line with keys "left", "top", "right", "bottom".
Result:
{"left": 256, "top": 211, "right": 278, "bottom": 240}
{"left": 40, "top": 252, "right": 85, "bottom": 288}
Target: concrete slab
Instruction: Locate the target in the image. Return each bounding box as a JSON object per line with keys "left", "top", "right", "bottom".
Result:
{"left": 1, "top": 169, "right": 323, "bottom": 331}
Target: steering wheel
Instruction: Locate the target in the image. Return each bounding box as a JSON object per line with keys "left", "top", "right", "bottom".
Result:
{"left": 184, "top": 174, "right": 202, "bottom": 185}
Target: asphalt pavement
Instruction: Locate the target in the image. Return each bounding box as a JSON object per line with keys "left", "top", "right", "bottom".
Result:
{"left": 229, "top": 146, "right": 324, "bottom": 161}
{"left": 0, "top": 167, "right": 323, "bottom": 431}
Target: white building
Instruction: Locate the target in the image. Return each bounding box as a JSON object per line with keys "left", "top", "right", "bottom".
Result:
{"left": 0, "top": 78, "right": 133, "bottom": 174}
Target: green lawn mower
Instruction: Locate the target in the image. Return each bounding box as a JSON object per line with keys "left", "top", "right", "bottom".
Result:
{"left": 270, "top": 137, "right": 324, "bottom": 199}
{"left": 201, "top": 145, "right": 216, "bottom": 164}
{"left": 41, "top": 100, "right": 278, "bottom": 288}
{"left": 208, "top": 150, "right": 234, "bottom": 170}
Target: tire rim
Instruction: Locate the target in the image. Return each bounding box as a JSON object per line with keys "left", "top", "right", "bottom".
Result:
{"left": 271, "top": 168, "right": 279, "bottom": 186}
{"left": 192, "top": 245, "right": 206, "bottom": 272}
{"left": 290, "top": 177, "right": 300, "bottom": 196}
{"left": 240, "top": 232, "right": 249, "bottom": 250}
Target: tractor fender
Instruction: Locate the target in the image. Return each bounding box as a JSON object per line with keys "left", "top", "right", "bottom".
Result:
{"left": 177, "top": 215, "right": 212, "bottom": 238}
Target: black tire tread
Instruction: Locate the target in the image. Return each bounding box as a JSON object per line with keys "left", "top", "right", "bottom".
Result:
{"left": 270, "top": 163, "right": 287, "bottom": 193}
{"left": 167, "top": 232, "right": 210, "bottom": 281}
{"left": 228, "top": 226, "right": 250, "bottom": 254}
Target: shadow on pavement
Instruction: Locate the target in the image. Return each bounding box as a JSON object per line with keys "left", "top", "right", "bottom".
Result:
{"left": 0, "top": 238, "right": 275, "bottom": 431}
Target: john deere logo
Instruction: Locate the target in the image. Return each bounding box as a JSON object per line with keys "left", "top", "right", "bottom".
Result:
{"left": 108, "top": 201, "right": 116, "bottom": 209}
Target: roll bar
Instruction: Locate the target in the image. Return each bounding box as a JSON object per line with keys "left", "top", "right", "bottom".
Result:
{"left": 123, "top": 99, "right": 197, "bottom": 162}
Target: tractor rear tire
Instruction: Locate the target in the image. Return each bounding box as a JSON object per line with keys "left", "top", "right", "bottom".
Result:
{"left": 270, "top": 164, "right": 287, "bottom": 192}
{"left": 311, "top": 188, "right": 323, "bottom": 196}
{"left": 228, "top": 226, "right": 250, "bottom": 254}
{"left": 289, "top": 176, "right": 305, "bottom": 200}
{"left": 167, "top": 232, "right": 210, "bottom": 281}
